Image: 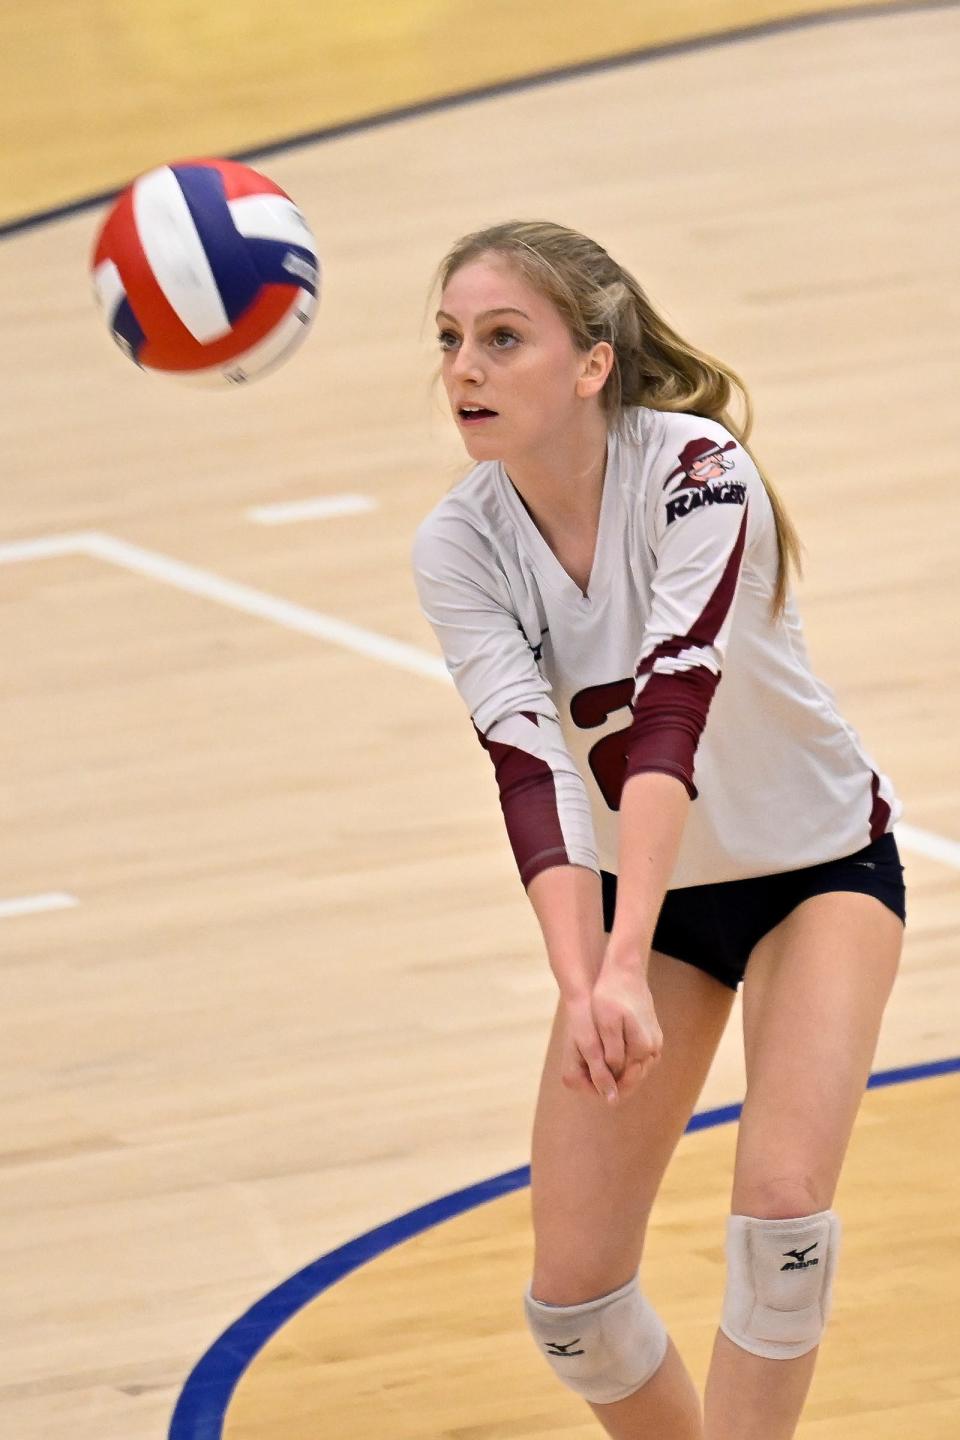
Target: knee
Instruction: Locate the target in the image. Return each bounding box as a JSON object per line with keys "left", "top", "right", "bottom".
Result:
{"left": 531, "top": 1258, "right": 634, "bottom": 1309}
{"left": 721, "top": 1209, "right": 842, "bottom": 1360}
{"left": 735, "top": 1172, "right": 830, "bottom": 1221}
{"left": 524, "top": 1276, "right": 668, "bottom": 1403}
{"left": 531, "top": 1227, "right": 649, "bottom": 1308}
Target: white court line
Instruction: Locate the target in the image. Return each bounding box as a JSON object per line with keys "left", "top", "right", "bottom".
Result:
{"left": 896, "top": 823, "right": 960, "bottom": 870}
{"left": 0, "top": 892, "right": 78, "bottom": 920}
{"left": 247, "top": 495, "right": 378, "bottom": 525}
{"left": 0, "top": 533, "right": 96, "bottom": 565}
{"left": 0, "top": 530, "right": 449, "bottom": 684}
{"left": 83, "top": 533, "right": 450, "bottom": 682}
{"left": 3, "top": 530, "right": 960, "bottom": 872}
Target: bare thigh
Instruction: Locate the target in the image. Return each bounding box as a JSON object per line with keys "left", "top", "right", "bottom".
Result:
{"left": 733, "top": 891, "right": 903, "bottom": 1215}
{"left": 531, "top": 950, "right": 735, "bottom": 1304}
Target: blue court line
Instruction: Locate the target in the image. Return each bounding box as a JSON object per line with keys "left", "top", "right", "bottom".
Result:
{"left": 168, "top": 1052, "right": 960, "bottom": 1440}
{"left": 3, "top": 0, "right": 957, "bottom": 241}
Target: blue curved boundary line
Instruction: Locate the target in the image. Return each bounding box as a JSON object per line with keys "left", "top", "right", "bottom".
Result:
{"left": 168, "top": 1053, "right": 960, "bottom": 1440}
{"left": 3, "top": 0, "right": 958, "bottom": 242}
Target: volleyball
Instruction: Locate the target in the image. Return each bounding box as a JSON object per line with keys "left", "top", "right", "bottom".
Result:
{"left": 90, "top": 157, "right": 320, "bottom": 385}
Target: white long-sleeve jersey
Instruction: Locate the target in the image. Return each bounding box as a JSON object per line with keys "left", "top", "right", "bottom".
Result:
{"left": 412, "top": 407, "right": 899, "bottom": 889}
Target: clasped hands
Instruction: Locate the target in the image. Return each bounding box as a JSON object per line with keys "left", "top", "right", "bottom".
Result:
{"left": 560, "top": 950, "right": 663, "bottom": 1105}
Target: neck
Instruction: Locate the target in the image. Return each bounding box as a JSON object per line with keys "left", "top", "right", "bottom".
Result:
{"left": 503, "top": 408, "right": 609, "bottom": 535}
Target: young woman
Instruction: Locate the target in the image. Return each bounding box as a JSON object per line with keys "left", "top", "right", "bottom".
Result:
{"left": 412, "top": 221, "right": 905, "bottom": 1440}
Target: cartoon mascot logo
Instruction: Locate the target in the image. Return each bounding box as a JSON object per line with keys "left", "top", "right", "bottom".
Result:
{"left": 664, "top": 437, "right": 737, "bottom": 492}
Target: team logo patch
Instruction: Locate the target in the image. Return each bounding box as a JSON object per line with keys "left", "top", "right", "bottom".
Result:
{"left": 663, "top": 437, "right": 746, "bottom": 524}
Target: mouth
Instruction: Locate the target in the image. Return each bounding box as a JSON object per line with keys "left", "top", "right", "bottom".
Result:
{"left": 457, "top": 404, "right": 498, "bottom": 426}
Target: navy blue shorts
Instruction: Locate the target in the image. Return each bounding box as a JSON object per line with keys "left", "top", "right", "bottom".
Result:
{"left": 600, "top": 833, "right": 906, "bottom": 991}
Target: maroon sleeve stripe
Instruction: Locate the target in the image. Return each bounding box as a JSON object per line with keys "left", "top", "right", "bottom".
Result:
{"left": 475, "top": 714, "right": 570, "bottom": 887}
{"left": 636, "top": 506, "right": 749, "bottom": 678}
{"left": 624, "top": 667, "right": 720, "bottom": 799}
{"left": 627, "top": 507, "right": 749, "bottom": 796}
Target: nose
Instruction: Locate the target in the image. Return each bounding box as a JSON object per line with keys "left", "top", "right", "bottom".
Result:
{"left": 449, "top": 336, "right": 483, "bottom": 383}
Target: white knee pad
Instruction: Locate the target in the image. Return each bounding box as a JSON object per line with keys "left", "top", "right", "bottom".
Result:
{"left": 721, "top": 1210, "right": 841, "bottom": 1360}
{"left": 524, "top": 1276, "right": 668, "bottom": 1404}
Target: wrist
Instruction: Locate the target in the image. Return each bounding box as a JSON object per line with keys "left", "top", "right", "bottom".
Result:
{"left": 559, "top": 985, "right": 593, "bottom": 1009}
{"left": 548, "top": 955, "right": 600, "bottom": 1004}
{"left": 604, "top": 932, "right": 652, "bottom": 977}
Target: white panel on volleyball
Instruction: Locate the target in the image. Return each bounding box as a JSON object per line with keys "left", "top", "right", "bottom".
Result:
{"left": 229, "top": 194, "right": 314, "bottom": 248}
{"left": 133, "top": 166, "right": 232, "bottom": 344}
{"left": 229, "top": 195, "right": 323, "bottom": 298}
{"left": 91, "top": 258, "right": 126, "bottom": 327}
{"left": 176, "top": 288, "right": 319, "bottom": 387}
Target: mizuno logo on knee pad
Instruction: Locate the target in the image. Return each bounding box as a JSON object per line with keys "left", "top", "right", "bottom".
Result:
{"left": 781, "top": 1244, "right": 819, "bottom": 1270}
{"left": 545, "top": 1338, "right": 585, "bottom": 1356}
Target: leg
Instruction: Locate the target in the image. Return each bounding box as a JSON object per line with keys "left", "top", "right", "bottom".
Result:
{"left": 531, "top": 950, "right": 734, "bottom": 1440}
{"left": 703, "top": 892, "right": 903, "bottom": 1440}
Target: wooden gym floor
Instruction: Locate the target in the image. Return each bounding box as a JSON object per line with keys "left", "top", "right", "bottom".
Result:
{"left": 1, "top": 3, "right": 958, "bottom": 1439}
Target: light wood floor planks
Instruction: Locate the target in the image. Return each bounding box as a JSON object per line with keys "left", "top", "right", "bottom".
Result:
{"left": 1, "top": 4, "right": 958, "bottom": 1439}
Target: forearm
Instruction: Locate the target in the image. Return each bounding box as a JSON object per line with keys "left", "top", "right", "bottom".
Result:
{"left": 607, "top": 771, "right": 691, "bottom": 971}
{"left": 526, "top": 864, "right": 606, "bottom": 1002}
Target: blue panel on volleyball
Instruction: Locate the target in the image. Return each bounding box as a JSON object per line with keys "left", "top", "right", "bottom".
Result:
{"left": 112, "top": 297, "right": 147, "bottom": 365}
{"left": 172, "top": 165, "right": 262, "bottom": 323}
{"left": 245, "top": 239, "right": 319, "bottom": 296}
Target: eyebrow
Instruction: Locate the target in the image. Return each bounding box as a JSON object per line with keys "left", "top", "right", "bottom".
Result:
{"left": 435, "top": 307, "right": 531, "bottom": 324}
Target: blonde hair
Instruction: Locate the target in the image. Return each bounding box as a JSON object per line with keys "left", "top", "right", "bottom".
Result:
{"left": 437, "top": 220, "right": 801, "bottom": 614}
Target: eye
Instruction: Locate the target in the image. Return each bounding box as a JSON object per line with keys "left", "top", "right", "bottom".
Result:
{"left": 437, "top": 329, "right": 460, "bottom": 350}
{"left": 490, "top": 328, "right": 520, "bottom": 349}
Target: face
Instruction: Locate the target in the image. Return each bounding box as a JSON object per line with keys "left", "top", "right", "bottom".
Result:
{"left": 689, "top": 452, "right": 733, "bottom": 482}
{"left": 436, "top": 254, "right": 610, "bottom": 463}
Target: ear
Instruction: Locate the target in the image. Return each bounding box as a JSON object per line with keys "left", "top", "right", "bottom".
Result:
{"left": 576, "top": 341, "right": 615, "bottom": 400}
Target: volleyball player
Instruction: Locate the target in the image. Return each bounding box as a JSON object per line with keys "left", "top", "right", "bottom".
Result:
{"left": 412, "top": 222, "right": 905, "bottom": 1440}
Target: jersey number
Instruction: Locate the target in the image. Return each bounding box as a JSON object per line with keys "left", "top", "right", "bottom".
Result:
{"left": 570, "top": 678, "right": 634, "bottom": 811}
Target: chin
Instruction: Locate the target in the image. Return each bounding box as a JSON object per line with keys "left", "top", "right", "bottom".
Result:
{"left": 461, "top": 432, "right": 504, "bottom": 462}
